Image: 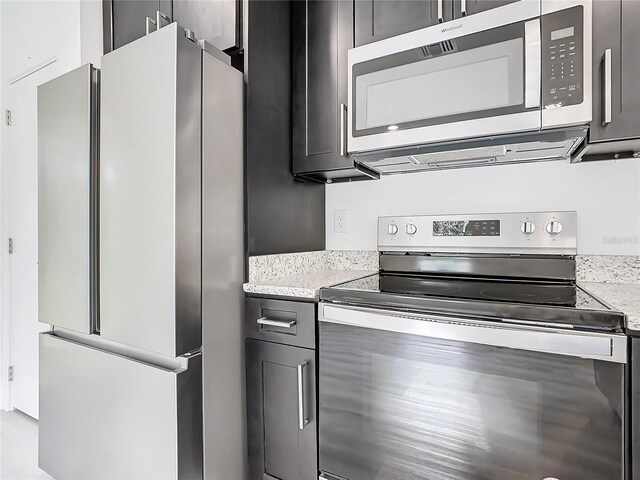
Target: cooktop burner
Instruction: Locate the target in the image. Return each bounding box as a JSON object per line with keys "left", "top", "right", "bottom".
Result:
{"left": 320, "top": 273, "right": 625, "bottom": 332}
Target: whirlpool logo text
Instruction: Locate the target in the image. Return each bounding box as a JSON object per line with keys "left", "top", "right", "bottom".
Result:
{"left": 441, "top": 24, "right": 463, "bottom": 33}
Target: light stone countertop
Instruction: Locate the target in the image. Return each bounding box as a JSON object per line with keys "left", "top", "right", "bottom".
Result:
{"left": 243, "top": 250, "right": 378, "bottom": 299}
{"left": 243, "top": 269, "right": 377, "bottom": 299}
{"left": 581, "top": 282, "right": 640, "bottom": 331}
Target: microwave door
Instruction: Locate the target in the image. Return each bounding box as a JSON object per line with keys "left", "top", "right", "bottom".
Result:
{"left": 348, "top": 11, "right": 542, "bottom": 153}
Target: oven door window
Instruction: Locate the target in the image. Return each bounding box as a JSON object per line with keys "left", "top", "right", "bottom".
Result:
{"left": 319, "top": 323, "right": 624, "bottom": 480}
{"left": 352, "top": 22, "right": 536, "bottom": 137}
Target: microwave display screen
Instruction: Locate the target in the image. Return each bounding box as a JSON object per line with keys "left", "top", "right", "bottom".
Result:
{"left": 550, "top": 26, "right": 575, "bottom": 41}
{"left": 433, "top": 220, "right": 500, "bottom": 237}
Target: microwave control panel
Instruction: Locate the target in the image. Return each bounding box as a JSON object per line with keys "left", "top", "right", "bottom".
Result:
{"left": 541, "top": 6, "right": 584, "bottom": 109}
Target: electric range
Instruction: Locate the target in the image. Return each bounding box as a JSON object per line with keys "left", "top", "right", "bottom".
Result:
{"left": 318, "top": 212, "right": 629, "bottom": 480}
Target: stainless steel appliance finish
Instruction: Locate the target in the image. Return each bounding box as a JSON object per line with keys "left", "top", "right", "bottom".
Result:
{"left": 319, "top": 305, "right": 626, "bottom": 480}
{"left": 99, "top": 23, "right": 202, "bottom": 358}
{"left": 319, "top": 210, "right": 627, "bottom": 480}
{"left": 347, "top": 0, "right": 592, "bottom": 173}
{"left": 38, "top": 22, "right": 245, "bottom": 480}
{"left": 201, "top": 47, "right": 246, "bottom": 480}
{"left": 356, "top": 126, "right": 588, "bottom": 174}
{"left": 39, "top": 332, "right": 202, "bottom": 480}
{"left": 37, "top": 64, "right": 98, "bottom": 334}
{"left": 378, "top": 211, "right": 578, "bottom": 255}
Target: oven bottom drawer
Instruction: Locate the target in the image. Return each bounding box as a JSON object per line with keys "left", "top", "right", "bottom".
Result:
{"left": 319, "top": 320, "right": 625, "bottom": 480}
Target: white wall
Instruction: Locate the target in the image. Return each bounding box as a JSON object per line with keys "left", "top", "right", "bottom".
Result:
{"left": 0, "top": 0, "right": 102, "bottom": 411}
{"left": 326, "top": 158, "right": 640, "bottom": 255}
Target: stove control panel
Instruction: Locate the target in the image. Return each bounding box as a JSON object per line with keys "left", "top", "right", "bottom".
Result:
{"left": 378, "top": 211, "right": 577, "bottom": 255}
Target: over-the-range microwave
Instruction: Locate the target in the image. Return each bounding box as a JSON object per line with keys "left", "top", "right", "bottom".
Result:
{"left": 347, "top": 0, "right": 592, "bottom": 174}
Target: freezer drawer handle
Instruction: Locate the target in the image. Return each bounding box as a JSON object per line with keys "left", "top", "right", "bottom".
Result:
{"left": 297, "top": 362, "right": 309, "bottom": 430}
{"left": 256, "top": 317, "right": 296, "bottom": 329}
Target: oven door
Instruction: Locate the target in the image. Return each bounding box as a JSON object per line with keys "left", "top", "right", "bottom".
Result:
{"left": 319, "top": 304, "right": 627, "bottom": 480}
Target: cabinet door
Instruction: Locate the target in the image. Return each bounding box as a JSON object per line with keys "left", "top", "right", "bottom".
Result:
{"left": 105, "top": 0, "right": 172, "bottom": 52}
{"left": 453, "top": 0, "right": 519, "bottom": 18}
{"left": 172, "top": 0, "right": 241, "bottom": 52}
{"left": 246, "top": 339, "right": 317, "bottom": 480}
{"left": 590, "top": 0, "right": 640, "bottom": 143}
{"left": 292, "top": 0, "right": 365, "bottom": 180}
{"left": 354, "top": 0, "right": 447, "bottom": 47}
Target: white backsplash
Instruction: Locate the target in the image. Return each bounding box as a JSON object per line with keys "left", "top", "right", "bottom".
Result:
{"left": 326, "top": 158, "right": 640, "bottom": 256}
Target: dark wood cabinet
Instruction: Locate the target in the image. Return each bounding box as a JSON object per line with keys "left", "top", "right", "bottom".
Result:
{"left": 354, "top": 0, "right": 446, "bottom": 47}
{"left": 103, "top": 0, "right": 241, "bottom": 53}
{"left": 246, "top": 338, "right": 317, "bottom": 480}
{"left": 292, "top": 0, "right": 377, "bottom": 182}
{"left": 453, "top": 0, "right": 519, "bottom": 18}
{"left": 588, "top": 0, "right": 640, "bottom": 145}
{"left": 103, "top": 0, "right": 172, "bottom": 52}
{"left": 172, "top": 0, "right": 242, "bottom": 52}
{"left": 632, "top": 337, "right": 639, "bottom": 480}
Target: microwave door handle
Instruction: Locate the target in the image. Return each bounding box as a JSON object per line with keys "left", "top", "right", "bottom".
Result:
{"left": 602, "top": 48, "right": 612, "bottom": 126}
{"left": 438, "top": 0, "right": 444, "bottom": 23}
{"left": 460, "top": 0, "right": 467, "bottom": 16}
{"left": 524, "top": 19, "right": 541, "bottom": 109}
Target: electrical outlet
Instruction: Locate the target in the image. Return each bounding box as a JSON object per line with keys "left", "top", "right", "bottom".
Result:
{"left": 334, "top": 209, "right": 348, "bottom": 233}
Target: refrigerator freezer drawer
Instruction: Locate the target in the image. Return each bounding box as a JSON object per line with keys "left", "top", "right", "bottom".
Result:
{"left": 38, "top": 332, "right": 202, "bottom": 479}
{"left": 38, "top": 64, "right": 97, "bottom": 334}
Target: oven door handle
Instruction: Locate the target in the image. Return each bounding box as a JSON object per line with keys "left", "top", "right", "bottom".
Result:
{"left": 320, "top": 304, "right": 627, "bottom": 364}
{"left": 524, "top": 18, "right": 541, "bottom": 109}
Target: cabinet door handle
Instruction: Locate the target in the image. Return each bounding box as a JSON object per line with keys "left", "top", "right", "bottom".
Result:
{"left": 256, "top": 317, "right": 296, "bottom": 329}
{"left": 156, "top": 11, "right": 171, "bottom": 30}
{"left": 461, "top": 0, "right": 467, "bottom": 16}
{"left": 438, "top": 0, "right": 444, "bottom": 23}
{"left": 145, "top": 17, "right": 157, "bottom": 35}
{"left": 340, "top": 103, "right": 348, "bottom": 157}
{"left": 602, "top": 48, "right": 612, "bottom": 126}
{"left": 297, "top": 362, "right": 309, "bottom": 430}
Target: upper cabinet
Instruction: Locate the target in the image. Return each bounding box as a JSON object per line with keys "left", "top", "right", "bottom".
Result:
{"left": 354, "top": 0, "right": 521, "bottom": 47}
{"left": 354, "top": 0, "right": 447, "bottom": 47}
{"left": 292, "top": 0, "right": 378, "bottom": 182}
{"left": 103, "top": 0, "right": 241, "bottom": 53}
{"left": 104, "top": 0, "right": 172, "bottom": 51}
{"left": 453, "top": 0, "right": 520, "bottom": 17}
{"left": 172, "top": 0, "right": 242, "bottom": 52}
{"left": 586, "top": 0, "right": 640, "bottom": 149}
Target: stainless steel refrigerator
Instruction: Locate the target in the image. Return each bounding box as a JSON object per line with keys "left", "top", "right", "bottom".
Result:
{"left": 37, "top": 22, "right": 244, "bottom": 479}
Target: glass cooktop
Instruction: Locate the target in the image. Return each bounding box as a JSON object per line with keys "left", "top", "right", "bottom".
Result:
{"left": 320, "top": 274, "right": 625, "bottom": 332}
{"left": 330, "top": 274, "right": 607, "bottom": 309}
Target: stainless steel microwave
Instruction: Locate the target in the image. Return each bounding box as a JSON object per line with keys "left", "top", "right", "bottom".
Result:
{"left": 347, "top": 0, "right": 592, "bottom": 157}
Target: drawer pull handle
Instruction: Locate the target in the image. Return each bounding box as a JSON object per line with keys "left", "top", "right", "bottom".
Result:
{"left": 256, "top": 317, "right": 296, "bottom": 329}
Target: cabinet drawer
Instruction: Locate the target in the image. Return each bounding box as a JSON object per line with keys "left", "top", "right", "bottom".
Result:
{"left": 245, "top": 297, "right": 316, "bottom": 348}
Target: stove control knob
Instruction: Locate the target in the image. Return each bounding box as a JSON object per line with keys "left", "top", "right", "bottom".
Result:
{"left": 387, "top": 224, "right": 398, "bottom": 235}
{"left": 405, "top": 223, "right": 417, "bottom": 235}
{"left": 546, "top": 221, "right": 563, "bottom": 236}
{"left": 520, "top": 221, "right": 536, "bottom": 235}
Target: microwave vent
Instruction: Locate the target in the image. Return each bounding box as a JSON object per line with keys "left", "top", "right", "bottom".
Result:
{"left": 421, "top": 39, "right": 458, "bottom": 58}
{"left": 354, "top": 127, "right": 589, "bottom": 174}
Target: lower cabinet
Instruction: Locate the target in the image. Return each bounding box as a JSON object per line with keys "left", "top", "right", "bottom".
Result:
{"left": 246, "top": 338, "right": 317, "bottom": 480}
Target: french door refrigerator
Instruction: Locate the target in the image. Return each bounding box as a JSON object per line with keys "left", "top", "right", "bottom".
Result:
{"left": 37, "top": 22, "right": 244, "bottom": 479}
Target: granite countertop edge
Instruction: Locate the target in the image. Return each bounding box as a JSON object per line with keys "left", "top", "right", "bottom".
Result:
{"left": 580, "top": 281, "right": 640, "bottom": 332}
{"left": 243, "top": 269, "right": 378, "bottom": 300}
